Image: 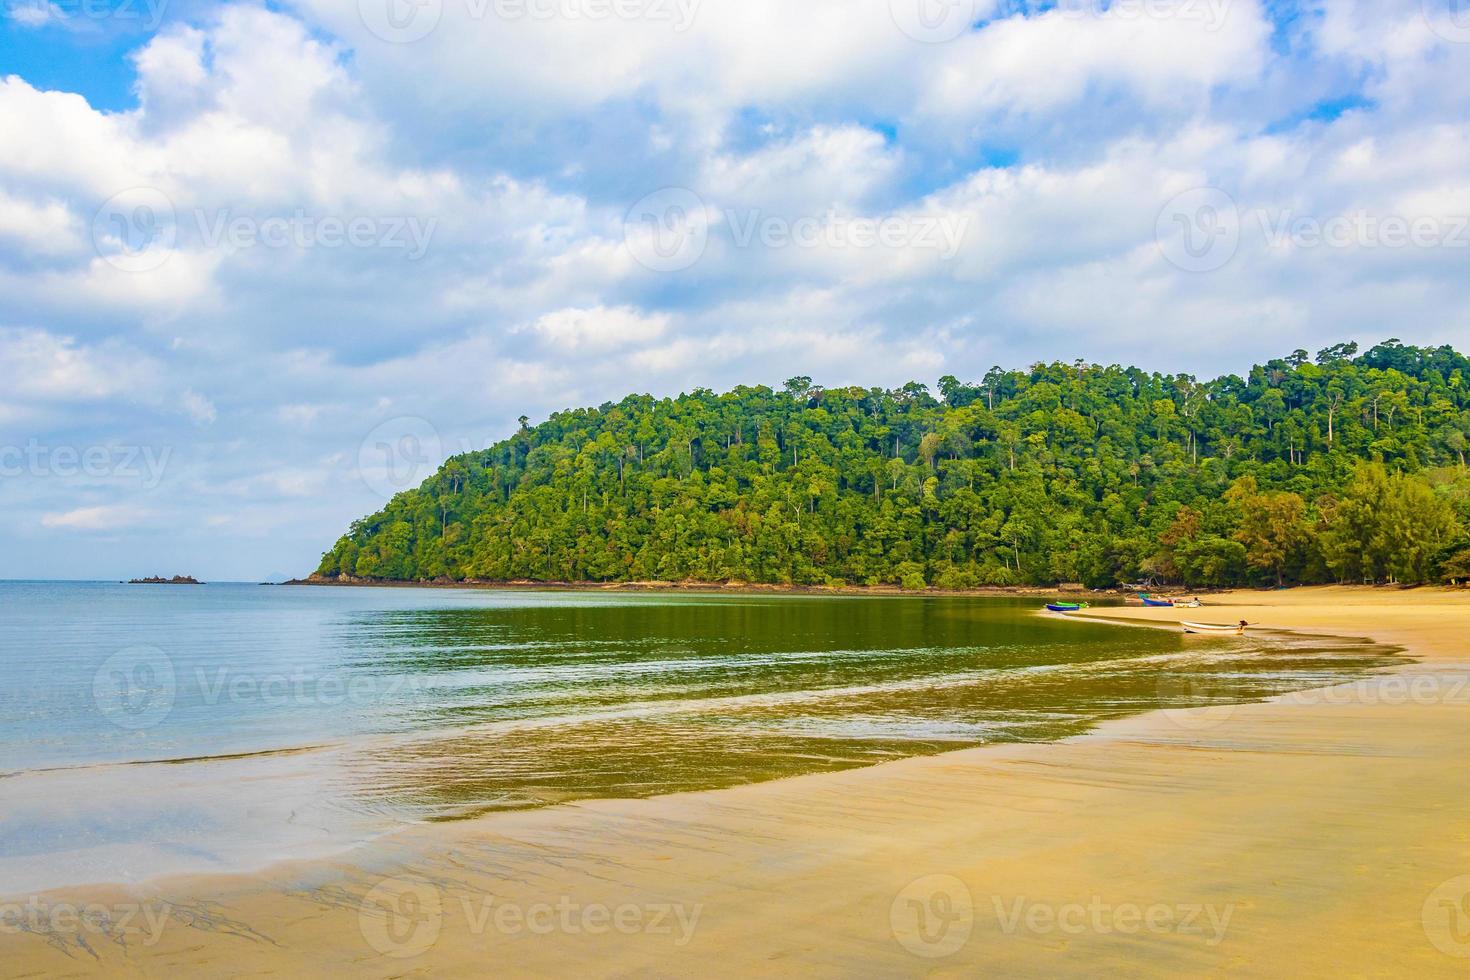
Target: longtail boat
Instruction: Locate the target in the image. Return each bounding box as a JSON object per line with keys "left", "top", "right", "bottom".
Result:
{"left": 1182, "top": 621, "right": 1249, "bottom": 635}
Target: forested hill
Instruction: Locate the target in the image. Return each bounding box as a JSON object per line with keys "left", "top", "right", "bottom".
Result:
{"left": 317, "top": 340, "right": 1470, "bottom": 589}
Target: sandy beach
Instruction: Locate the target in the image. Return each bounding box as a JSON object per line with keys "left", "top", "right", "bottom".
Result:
{"left": 4, "top": 586, "right": 1468, "bottom": 977}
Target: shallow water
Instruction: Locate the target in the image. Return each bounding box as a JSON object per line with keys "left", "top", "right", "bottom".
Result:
{"left": 0, "top": 582, "right": 1396, "bottom": 892}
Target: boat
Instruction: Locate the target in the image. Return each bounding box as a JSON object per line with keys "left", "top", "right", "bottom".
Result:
{"left": 1045, "top": 602, "right": 1089, "bottom": 612}
{"left": 1182, "top": 621, "right": 1249, "bottom": 635}
{"left": 1140, "top": 596, "right": 1174, "bottom": 607}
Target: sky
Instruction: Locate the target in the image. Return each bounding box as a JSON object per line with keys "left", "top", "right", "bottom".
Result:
{"left": 1, "top": 0, "right": 1468, "bottom": 581}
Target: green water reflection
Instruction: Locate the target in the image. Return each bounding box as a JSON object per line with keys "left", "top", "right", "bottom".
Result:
{"left": 316, "top": 594, "right": 1397, "bottom": 818}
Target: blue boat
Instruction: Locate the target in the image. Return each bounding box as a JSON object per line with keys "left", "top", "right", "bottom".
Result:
{"left": 1140, "top": 596, "right": 1174, "bottom": 607}
{"left": 1045, "top": 602, "right": 1089, "bottom": 612}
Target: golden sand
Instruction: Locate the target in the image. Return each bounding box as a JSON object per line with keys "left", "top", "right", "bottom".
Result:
{"left": 4, "top": 586, "right": 1468, "bottom": 977}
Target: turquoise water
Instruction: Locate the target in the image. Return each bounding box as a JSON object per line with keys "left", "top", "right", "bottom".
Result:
{"left": 0, "top": 582, "right": 1395, "bottom": 892}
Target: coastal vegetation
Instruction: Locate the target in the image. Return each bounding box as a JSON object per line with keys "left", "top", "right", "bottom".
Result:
{"left": 318, "top": 340, "right": 1470, "bottom": 589}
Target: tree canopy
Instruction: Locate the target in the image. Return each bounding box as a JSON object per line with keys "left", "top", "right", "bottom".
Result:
{"left": 318, "top": 340, "right": 1470, "bottom": 589}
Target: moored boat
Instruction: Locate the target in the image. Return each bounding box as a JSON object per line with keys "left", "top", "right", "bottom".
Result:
{"left": 1045, "top": 602, "right": 1089, "bottom": 612}
{"left": 1141, "top": 596, "right": 1175, "bottom": 607}
{"left": 1182, "top": 621, "right": 1250, "bottom": 635}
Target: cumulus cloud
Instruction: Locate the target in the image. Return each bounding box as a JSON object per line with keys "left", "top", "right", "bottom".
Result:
{"left": 40, "top": 504, "right": 152, "bottom": 531}
{"left": 0, "top": 190, "right": 79, "bottom": 255}
{"left": 0, "top": 327, "right": 161, "bottom": 402}
{"left": 702, "top": 126, "right": 902, "bottom": 212}
{"left": 525, "top": 306, "right": 671, "bottom": 351}
{"left": 292, "top": 0, "right": 919, "bottom": 117}
{"left": 918, "top": 1, "right": 1273, "bottom": 121}
{"left": 7, "top": 1, "right": 64, "bottom": 29}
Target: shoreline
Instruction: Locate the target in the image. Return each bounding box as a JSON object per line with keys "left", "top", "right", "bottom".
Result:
{"left": 4, "top": 586, "right": 1469, "bottom": 975}
{"left": 281, "top": 573, "right": 1462, "bottom": 602}
{"left": 281, "top": 574, "right": 1105, "bottom": 597}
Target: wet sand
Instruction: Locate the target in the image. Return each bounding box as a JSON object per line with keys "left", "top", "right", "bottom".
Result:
{"left": 4, "top": 586, "right": 1468, "bottom": 977}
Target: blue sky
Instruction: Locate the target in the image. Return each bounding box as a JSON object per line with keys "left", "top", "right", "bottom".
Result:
{"left": 1, "top": 0, "right": 1469, "bottom": 580}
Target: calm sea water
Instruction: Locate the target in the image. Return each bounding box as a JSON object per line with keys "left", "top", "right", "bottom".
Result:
{"left": 0, "top": 582, "right": 1395, "bottom": 892}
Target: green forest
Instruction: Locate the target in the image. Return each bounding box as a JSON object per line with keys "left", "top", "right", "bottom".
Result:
{"left": 317, "top": 339, "right": 1470, "bottom": 590}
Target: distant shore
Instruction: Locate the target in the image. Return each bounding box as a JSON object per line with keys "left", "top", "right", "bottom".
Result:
{"left": 5, "top": 586, "right": 1469, "bottom": 976}
{"left": 281, "top": 572, "right": 1458, "bottom": 604}
{"left": 281, "top": 572, "right": 1208, "bottom": 599}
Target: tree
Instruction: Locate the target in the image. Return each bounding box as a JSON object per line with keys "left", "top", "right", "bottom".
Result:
{"left": 1228, "top": 479, "right": 1311, "bottom": 586}
{"left": 1324, "top": 379, "right": 1345, "bottom": 444}
{"left": 1150, "top": 506, "right": 1201, "bottom": 583}
{"left": 918, "top": 432, "right": 942, "bottom": 470}
{"left": 1320, "top": 463, "right": 1460, "bottom": 584}
{"left": 1316, "top": 342, "right": 1359, "bottom": 365}
{"left": 1444, "top": 427, "right": 1468, "bottom": 467}
{"left": 784, "top": 376, "right": 813, "bottom": 401}
{"left": 1439, "top": 545, "right": 1470, "bottom": 585}
{"left": 1176, "top": 537, "right": 1248, "bottom": 588}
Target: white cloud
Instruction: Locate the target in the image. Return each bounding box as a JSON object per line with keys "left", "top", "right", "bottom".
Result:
{"left": 0, "top": 190, "right": 80, "bottom": 254}
{"left": 41, "top": 504, "right": 152, "bottom": 531}
{"left": 292, "top": 0, "right": 919, "bottom": 117}
{"left": 0, "top": 77, "right": 153, "bottom": 196}
{"left": 0, "top": 327, "right": 161, "bottom": 402}
{"left": 7, "top": 1, "right": 64, "bottom": 29}
{"left": 181, "top": 389, "right": 217, "bottom": 426}
{"left": 526, "top": 305, "right": 670, "bottom": 351}
{"left": 702, "top": 125, "right": 901, "bottom": 212}
{"left": 919, "top": 2, "right": 1273, "bottom": 121}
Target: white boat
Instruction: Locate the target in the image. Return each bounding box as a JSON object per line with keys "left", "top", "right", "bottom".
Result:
{"left": 1182, "top": 621, "right": 1248, "bottom": 635}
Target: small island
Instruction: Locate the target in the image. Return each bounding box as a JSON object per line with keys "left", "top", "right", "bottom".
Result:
{"left": 127, "top": 575, "right": 203, "bottom": 585}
